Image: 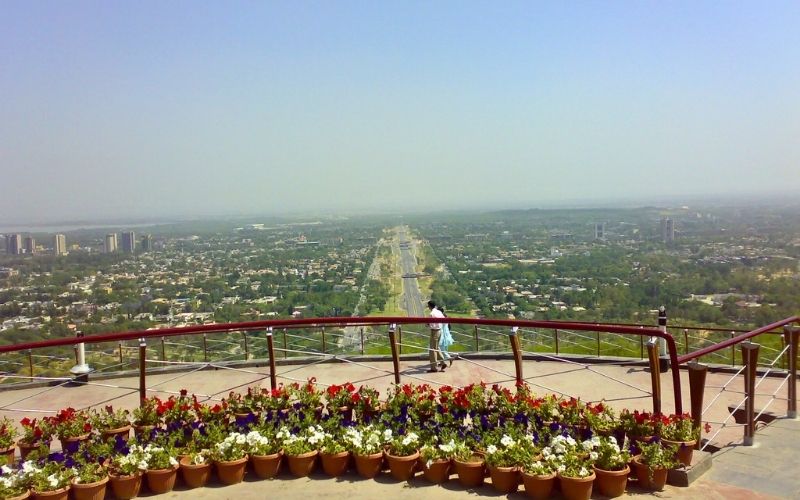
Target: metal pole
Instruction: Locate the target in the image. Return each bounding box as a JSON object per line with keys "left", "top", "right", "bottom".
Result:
{"left": 684, "top": 329, "right": 689, "bottom": 355}
{"left": 160, "top": 337, "right": 166, "bottom": 361}
{"left": 203, "top": 334, "right": 208, "bottom": 362}
{"left": 73, "top": 345, "right": 79, "bottom": 364}
{"left": 118, "top": 342, "right": 123, "bottom": 366}
{"left": 509, "top": 327, "right": 523, "bottom": 385}
{"left": 596, "top": 331, "right": 600, "bottom": 357}
{"left": 27, "top": 349, "right": 33, "bottom": 378}
{"left": 474, "top": 325, "right": 479, "bottom": 352}
{"left": 640, "top": 332, "right": 644, "bottom": 359}
{"left": 647, "top": 339, "right": 662, "bottom": 415}
{"left": 388, "top": 324, "right": 400, "bottom": 384}
{"left": 243, "top": 332, "right": 249, "bottom": 360}
{"left": 360, "top": 327, "right": 364, "bottom": 355}
{"left": 398, "top": 326, "right": 402, "bottom": 355}
{"left": 321, "top": 327, "right": 326, "bottom": 354}
{"left": 554, "top": 329, "right": 559, "bottom": 355}
{"left": 784, "top": 326, "right": 798, "bottom": 418}
{"left": 741, "top": 342, "right": 760, "bottom": 446}
{"left": 138, "top": 338, "right": 147, "bottom": 406}
{"left": 731, "top": 331, "right": 736, "bottom": 367}
{"left": 266, "top": 328, "right": 277, "bottom": 391}
{"left": 283, "top": 329, "right": 288, "bottom": 359}
{"left": 688, "top": 361, "right": 707, "bottom": 449}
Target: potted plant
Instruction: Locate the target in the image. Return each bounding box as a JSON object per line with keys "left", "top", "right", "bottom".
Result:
{"left": 108, "top": 443, "right": 147, "bottom": 499}
{"left": 17, "top": 418, "right": 52, "bottom": 461}
{"left": 483, "top": 431, "right": 533, "bottom": 494}
{"left": 453, "top": 440, "right": 485, "bottom": 488}
{"left": 384, "top": 430, "right": 420, "bottom": 481}
{"left": 0, "top": 466, "right": 30, "bottom": 500}
{"left": 178, "top": 451, "right": 211, "bottom": 489}
{"left": 619, "top": 409, "right": 657, "bottom": 446}
{"left": 28, "top": 461, "right": 72, "bottom": 500}
{"left": 50, "top": 408, "right": 92, "bottom": 452}
{"left": 556, "top": 448, "right": 595, "bottom": 500}
{"left": 70, "top": 456, "right": 109, "bottom": 500}
{"left": 141, "top": 443, "right": 178, "bottom": 494}
{"left": 632, "top": 440, "right": 679, "bottom": 491}
{"left": 246, "top": 428, "right": 284, "bottom": 479}
{"left": 131, "top": 397, "right": 160, "bottom": 438}
{"left": 583, "top": 402, "right": 623, "bottom": 445}
{"left": 90, "top": 406, "right": 131, "bottom": 442}
{"left": 318, "top": 429, "right": 349, "bottom": 477}
{"left": 344, "top": 425, "right": 386, "bottom": 479}
{"left": 660, "top": 413, "right": 700, "bottom": 466}
{"left": 282, "top": 425, "right": 324, "bottom": 477}
{"left": 521, "top": 459, "right": 558, "bottom": 500}
{"left": 0, "top": 417, "right": 18, "bottom": 465}
{"left": 419, "top": 436, "right": 458, "bottom": 484}
{"left": 590, "top": 436, "right": 630, "bottom": 498}
{"left": 325, "top": 382, "right": 357, "bottom": 421}
{"left": 211, "top": 432, "right": 249, "bottom": 484}
{"left": 352, "top": 386, "right": 381, "bottom": 423}
{"left": 288, "top": 378, "right": 323, "bottom": 420}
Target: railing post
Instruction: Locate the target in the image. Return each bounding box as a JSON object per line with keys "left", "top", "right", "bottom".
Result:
{"left": 74, "top": 345, "right": 79, "bottom": 364}
{"left": 388, "top": 324, "right": 400, "bottom": 384}
{"left": 360, "top": 327, "right": 364, "bottom": 355}
{"left": 741, "top": 342, "right": 760, "bottom": 446}
{"left": 783, "top": 326, "right": 798, "bottom": 418}
{"left": 688, "top": 361, "right": 708, "bottom": 449}
{"left": 243, "top": 332, "right": 250, "bottom": 360}
{"left": 640, "top": 330, "right": 644, "bottom": 359}
{"left": 646, "top": 339, "right": 662, "bottom": 415}
{"left": 283, "top": 329, "right": 288, "bottom": 359}
{"left": 27, "top": 349, "right": 33, "bottom": 378}
{"left": 160, "top": 337, "right": 166, "bottom": 361}
{"left": 554, "top": 329, "right": 559, "bottom": 355}
{"left": 509, "top": 327, "right": 523, "bottom": 385}
{"left": 203, "top": 334, "right": 208, "bottom": 362}
{"left": 266, "top": 328, "right": 277, "bottom": 391}
{"left": 321, "top": 327, "right": 326, "bottom": 354}
{"left": 138, "top": 338, "right": 147, "bottom": 406}
{"left": 596, "top": 331, "right": 600, "bottom": 357}
{"left": 684, "top": 329, "right": 689, "bottom": 355}
{"left": 118, "top": 341, "right": 123, "bottom": 366}
{"left": 731, "top": 331, "right": 736, "bottom": 367}
{"left": 398, "top": 326, "right": 402, "bottom": 355}
{"left": 474, "top": 325, "right": 479, "bottom": 352}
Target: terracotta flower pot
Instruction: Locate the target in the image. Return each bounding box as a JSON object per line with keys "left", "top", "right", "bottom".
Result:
{"left": 179, "top": 456, "right": 212, "bottom": 488}
{"left": 101, "top": 425, "right": 131, "bottom": 443}
{"left": 4, "top": 489, "right": 30, "bottom": 500}
{"left": 0, "top": 445, "right": 15, "bottom": 465}
{"left": 109, "top": 472, "right": 142, "bottom": 500}
{"left": 286, "top": 451, "right": 318, "bottom": 478}
{"left": 18, "top": 441, "right": 49, "bottom": 461}
{"left": 31, "top": 487, "right": 69, "bottom": 500}
{"left": 521, "top": 471, "right": 556, "bottom": 500}
{"left": 488, "top": 465, "right": 519, "bottom": 494}
{"left": 215, "top": 456, "right": 249, "bottom": 484}
{"left": 593, "top": 465, "right": 630, "bottom": 498}
{"left": 385, "top": 451, "right": 419, "bottom": 481}
{"left": 145, "top": 466, "right": 178, "bottom": 494}
{"left": 557, "top": 471, "right": 595, "bottom": 500}
{"left": 320, "top": 450, "right": 350, "bottom": 477}
{"left": 631, "top": 456, "right": 668, "bottom": 491}
{"left": 70, "top": 476, "right": 108, "bottom": 500}
{"left": 58, "top": 433, "right": 89, "bottom": 452}
{"left": 422, "top": 458, "right": 451, "bottom": 484}
{"left": 251, "top": 451, "right": 284, "bottom": 479}
{"left": 353, "top": 451, "right": 384, "bottom": 479}
{"left": 453, "top": 454, "right": 485, "bottom": 488}
{"left": 661, "top": 438, "right": 696, "bottom": 466}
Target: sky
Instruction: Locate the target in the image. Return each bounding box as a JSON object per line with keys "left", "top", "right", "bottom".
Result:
{"left": 1, "top": 1, "right": 799, "bottom": 223}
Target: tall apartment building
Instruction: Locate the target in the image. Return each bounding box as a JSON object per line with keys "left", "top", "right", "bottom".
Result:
{"left": 54, "top": 234, "right": 67, "bottom": 256}
{"left": 121, "top": 231, "right": 136, "bottom": 253}
{"left": 141, "top": 234, "right": 153, "bottom": 252}
{"left": 594, "top": 223, "right": 605, "bottom": 240}
{"left": 105, "top": 233, "right": 118, "bottom": 253}
{"left": 660, "top": 217, "right": 675, "bottom": 243}
{"left": 5, "top": 234, "right": 22, "bottom": 255}
{"left": 23, "top": 236, "right": 36, "bottom": 255}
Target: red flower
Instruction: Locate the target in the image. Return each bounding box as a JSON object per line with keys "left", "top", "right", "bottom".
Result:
{"left": 180, "top": 389, "right": 188, "bottom": 397}
{"left": 704, "top": 422, "right": 712, "bottom": 433}
{"left": 83, "top": 423, "right": 92, "bottom": 433}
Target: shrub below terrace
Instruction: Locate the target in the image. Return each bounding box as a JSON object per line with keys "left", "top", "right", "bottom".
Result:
{"left": 0, "top": 379, "right": 705, "bottom": 497}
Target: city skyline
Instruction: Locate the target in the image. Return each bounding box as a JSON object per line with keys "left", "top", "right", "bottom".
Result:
{"left": 2, "top": 2, "right": 799, "bottom": 222}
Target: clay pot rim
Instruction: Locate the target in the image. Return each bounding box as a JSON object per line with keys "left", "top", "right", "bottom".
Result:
{"left": 385, "top": 450, "right": 420, "bottom": 460}
{"left": 631, "top": 455, "right": 667, "bottom": 470}
{"left": 521, "top": 470, "right": 556, "bottom": 480}
{"left": 488, "top": 464, "right": 518, "bottom": 472}
{"left": 454, "top": 455, "right": 485, "bottom": 466}
{"left": 215, "top": 456, "right": 250, "bottom": 465}
{"left": 557, "top": 471, "right": 597, "bottom": 482}
{"left": 179, "top": 456, "right": 212, "bottom": 468}
{"left": 70, "top": 475, "right": 109, "bottom": 487}
{"left": 108, "top": 471, "right": 143, "bottom": 479}
{"left": 251, "top": 450, "right": 284, "bottom": 459}
{"left": 320, "top": 450, "right": 350, "bottom": 458}
{"left": 286, "top": 450, "right": 318, "bottom": 459}
{"left": 31, "top": 486, "right": 70, "bottom": 494}
{"left": 592, "top": 464, "right": 631, "bottom": 474}
{"left": 354, "top": 451, "right": 383, "bottom": 459}
{"left": 660, "top": 438, "right": 697, "bottom": 446}
{"left": 145, "top": 465, "right": 179, "bottom": 473}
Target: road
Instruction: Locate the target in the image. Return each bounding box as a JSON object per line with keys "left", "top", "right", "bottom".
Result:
{"left": 396, "top": 226, "right": 425, "bottom": 317}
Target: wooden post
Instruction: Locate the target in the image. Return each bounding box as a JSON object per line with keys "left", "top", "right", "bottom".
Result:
{"left": 784, "top": 326, "right": 799, "bottom": 418}
{"left": 596, "top": 331, "right": 601, "bottom": 357}
{"left": 398, "top": 326, "right": 402, "bottom": 355}
{"left": 688, "top": 361, "right": 708, "bottom": 449}
{"left": 360, "top": 327, "right": 364, "bottom": 355}
{"left": 554, "top": 329, "right": 559, "bottom": 355}
{"left": 731, "top": 331, "right": 736, "bottom": 367}
{"left": 509, "top": 328, "right": 523, "bottom": 385}
{"left": 321, "top": 327, "right": 326, "bottom": 354}
{"left": 266, "top": 328, "right": 277, "bottom": 390}
{"left": 27, "top": 349, "right": 33, "bottom": 378}
{"left": 283, "top": 329, "right": 288, "bottom": 359}
{"left": 138, "top": 338, "right": 147, "bottom": 406}
{"left": 243, "top": 332, "right": 250, "bottom": 360}
{"left": 474, "top": 325, "right": 479, "bottom": 352}
{"left": 647, "top": 339, "right": 662, "bottom": 415}
{"left": 388, "top": 325, "right": 400, "bottom": 384}
{"left": 202, "top": 334, "right": 208, "bottom": 362}
{"left": 741, "top": 342, "right": 760, "bottom": 446}
{"left": 160, "top": 337, "right": 166, "bottom": 361}
{"left": 640, "top": 334, "right": 644, "bottom": 360}
{"left": 118, "top": 342, "right": 123, "bottom": 366}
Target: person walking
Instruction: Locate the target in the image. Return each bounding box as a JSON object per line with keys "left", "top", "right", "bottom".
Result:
{"left": 439, "top": 305, "right": 454, "bottom": 368}
{"left": 427, "top": 300, "right": 446, "bottom": 372}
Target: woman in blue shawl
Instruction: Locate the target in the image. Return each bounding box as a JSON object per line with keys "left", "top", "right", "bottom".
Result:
{"left": 439, "top": 305, "right": 454, "bottom": 367}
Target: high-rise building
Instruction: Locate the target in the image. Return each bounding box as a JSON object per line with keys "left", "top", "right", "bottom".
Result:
{"left": 141, "top": 234, "right": 153, "bottom": 252}
{"left": 105, "top": 233, "right": 118, "bottom": 253}
{"left": 54, "top": 234, "right": 67, "bottom": 256}
{"left": 121, "top": 231, "right": 136, "bottom": 253}
{"left": 5, "top": 234, "right": 22, "bottom": 255}
{"left": 594, "top": 223, "right": 605, "bottom": 240}
{"left": 660, "top": 217, "right": 675, "bottom": 243}
{"left": 23, "top": 236, "right": 36, "bottom": 255}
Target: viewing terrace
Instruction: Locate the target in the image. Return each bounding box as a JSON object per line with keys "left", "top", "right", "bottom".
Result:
{"left": 0, "top": 314, "right": 798, "bottom": 498}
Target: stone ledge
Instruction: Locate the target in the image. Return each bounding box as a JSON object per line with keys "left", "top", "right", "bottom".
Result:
{"left": 667, "top": 450, "right": 713, "bottom": 487}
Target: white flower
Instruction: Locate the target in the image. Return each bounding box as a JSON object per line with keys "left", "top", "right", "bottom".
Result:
{"left": 169, "top": 457, "right": 178, "bottom": 467}
{"left": 0, "top": 465, "right": 11, "bottom": 475}
{"left": 438, "top": 440, "right": 455, "bottom": 453}
{"left": 579, "top": 467, "right": 589, "bottom": 477}
{"left": 383, "top": 429, "right": 393, "bottom": 442}
{"left": 137, "top": 460, "right": 148, "bottom": 470}
{"left": 589, "top": 451, "right": 598, "bottom": 461}
{"left": 486, "top": 445, "right": 498, "bottom": 454}
{"left": 47, "top": 474, "right": 59, "bottom": 488}
{"left": 500, "top": 435, "right": 515, "bottom": 448}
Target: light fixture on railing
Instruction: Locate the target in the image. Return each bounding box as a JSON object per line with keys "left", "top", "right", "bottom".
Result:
{"left": 69, "top": 331, "right": 91, "bottom": 382}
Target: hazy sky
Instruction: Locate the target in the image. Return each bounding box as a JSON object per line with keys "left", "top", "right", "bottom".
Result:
{"left": 2, "top": 1, "right": 799, "bottom": 223}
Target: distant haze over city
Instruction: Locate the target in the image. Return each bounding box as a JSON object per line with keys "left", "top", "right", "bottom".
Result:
{"left": 2, "top": 2, "right": 798, "bottom": 223}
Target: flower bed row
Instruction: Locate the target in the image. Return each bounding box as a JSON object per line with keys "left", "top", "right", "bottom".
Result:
{"left": 0, "top": 380, "right": 706, "bottom": 500}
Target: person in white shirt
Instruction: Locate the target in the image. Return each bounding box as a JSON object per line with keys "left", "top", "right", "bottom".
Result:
{"left": 427, "top": 300, "right": 446, "bottom": 372}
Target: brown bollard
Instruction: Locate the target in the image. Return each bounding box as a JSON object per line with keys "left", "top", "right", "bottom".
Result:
{"left": 266, "top": 328, "right": 277, "bottom": 391}
{"left": 388, "top": 324, "right": 400, "bottom": 384}
{"left": 138, "top": 338, "right": 147, "bottom": 406}
{"left": 509, "top": 328, "right": 523, "bottom": 385}
{"left": 647, "top": 339, "right": 662, "bottom": 415}
{"left": 741, "top": 342, "right": 760, "bottom": 446}
{"left": 688, "top": 361, "right": 708, "bottom": 448}
{"left": 784, "top": 326, "right": 799, "bottom": 418}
